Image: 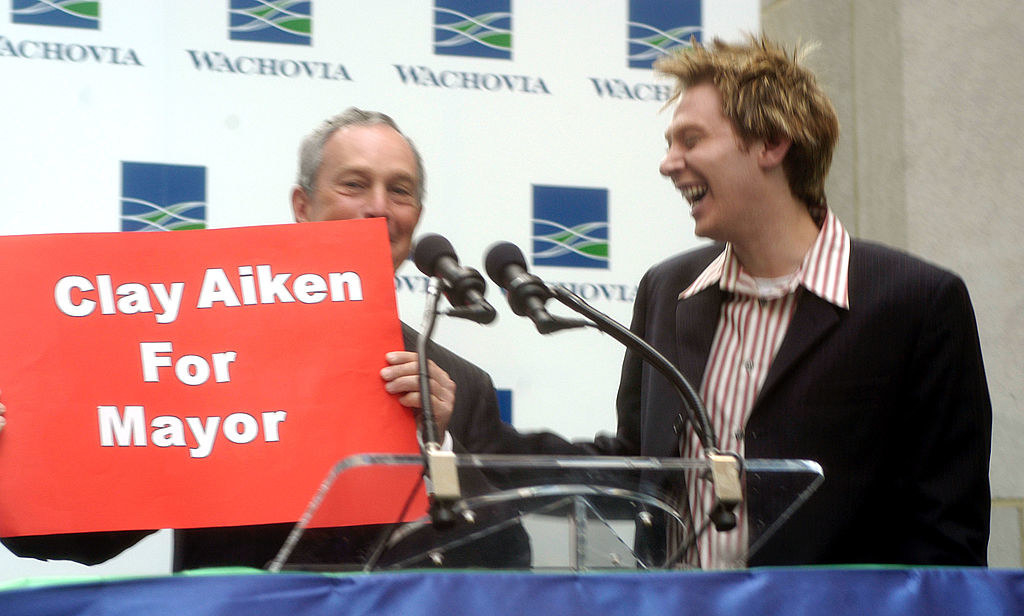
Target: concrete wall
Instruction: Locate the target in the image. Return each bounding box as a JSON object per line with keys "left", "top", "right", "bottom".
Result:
{"left": 762, "top": 0, "right": 1024, "bottom": 567}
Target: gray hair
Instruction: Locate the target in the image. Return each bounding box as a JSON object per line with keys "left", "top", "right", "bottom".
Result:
{"left": 295, "top": 107, "right": 426, "bottom": 203}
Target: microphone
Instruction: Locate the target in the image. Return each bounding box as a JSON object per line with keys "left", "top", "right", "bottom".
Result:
{"left": 413, "top": 234, "right": 496, "bottom": 324}
{"left": 484, "top": 242, "right": 587, "bottom": 334}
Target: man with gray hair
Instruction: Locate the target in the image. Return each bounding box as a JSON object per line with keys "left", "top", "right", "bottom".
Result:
{"left": 291, "top": 107, "right": 454, "bottom": 438}
{"left": 1, "top": 108, "right": 529, "bottom": 570}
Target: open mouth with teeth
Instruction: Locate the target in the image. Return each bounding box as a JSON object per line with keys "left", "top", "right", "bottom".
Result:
{"left": 681, "top": 184, "right": 708, "bottom": 205}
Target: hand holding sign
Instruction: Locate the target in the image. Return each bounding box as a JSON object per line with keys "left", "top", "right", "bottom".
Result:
{"left": 381, "top": 351, "right": 456, "bottom": 435}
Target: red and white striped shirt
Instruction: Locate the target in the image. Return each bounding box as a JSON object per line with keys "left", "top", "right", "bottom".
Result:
{"left": 678, "top": 208, "right": 850, "bottom": 568}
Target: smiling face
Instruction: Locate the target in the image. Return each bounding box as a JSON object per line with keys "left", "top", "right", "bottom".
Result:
{"left": 659, "top": 82, "right": 767, "bottom": 244}
{"left": 291, "top": 123, "right": 422, "bottom": 270}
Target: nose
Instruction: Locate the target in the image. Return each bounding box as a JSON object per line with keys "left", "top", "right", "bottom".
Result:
{"left": 363, "top": 184, "right": 389, "bottom": 218}
{"left": 659, "top": 144, "right": 683, "bottom": 179}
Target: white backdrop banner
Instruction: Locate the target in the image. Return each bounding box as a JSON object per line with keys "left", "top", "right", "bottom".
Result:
{"left": 0, "top": 0, "right": 757, "bottom": 443}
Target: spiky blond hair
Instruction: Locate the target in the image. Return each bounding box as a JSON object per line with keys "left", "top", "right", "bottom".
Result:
{"left": 655, "top": 34, "right": 839, "bottom": 208}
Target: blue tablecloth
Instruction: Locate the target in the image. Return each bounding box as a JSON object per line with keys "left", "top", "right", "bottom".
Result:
{"left": 1, "top": 567, "right": 1022, "bottom": 615}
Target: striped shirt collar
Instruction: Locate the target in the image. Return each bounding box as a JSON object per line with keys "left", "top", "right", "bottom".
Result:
{"left": 678, "top": 208, "right": 851, "bottom": 309}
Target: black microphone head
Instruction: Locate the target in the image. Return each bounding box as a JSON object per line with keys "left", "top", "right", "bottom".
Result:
{"left": 413, "top": 233, "right": 457, "bottom": 277}
{"left": 484, "top": 241, "right": 527, "bottom": 287}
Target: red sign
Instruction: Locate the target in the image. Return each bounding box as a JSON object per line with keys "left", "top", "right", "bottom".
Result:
{"left": 0, "top": 219, "right": 421, "bottom": 536}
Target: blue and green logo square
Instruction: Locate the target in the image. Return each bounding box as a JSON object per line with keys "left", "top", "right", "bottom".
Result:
{"left": 229, "top": 0, "right": 311, "bottom": 45}
{"left": 12, "top": 0, "right": 99, "bottom": 29}
{"left": 434, "top": 0, "right": 511, "bottom": 60}
{"left": 628, "top": 0, "right": 701, "bottom": 69}
{"left": 121, "top": 162, "right": 207, "bottom": 232}
{"left": 532, "top": 185, "right": 609, "bottom": 269}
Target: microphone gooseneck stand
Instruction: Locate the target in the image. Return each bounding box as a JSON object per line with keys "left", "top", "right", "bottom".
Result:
{"left": 416, "top": 277, "right": 461, "bottom": 530}
{"left": 364, "top": 276, "right": 462, "bottom": 571}
{"left": 411, "top": 234, "right": 499, "bottom": 534}
{"left": 545, "top": 284, "right": 716, "bottom": 451}
{"left": 542, "top": 282, "right": 743, "bottom": 565}
{"left": 417, "top": 277, "right": 444, "bottom": 448}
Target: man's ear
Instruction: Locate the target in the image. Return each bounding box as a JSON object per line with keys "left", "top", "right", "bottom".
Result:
{"left": 758, "top": 137, "right": 792, "bottom": 170}
{"left": 291, "top": 186, "right": 310, "bottom": 222}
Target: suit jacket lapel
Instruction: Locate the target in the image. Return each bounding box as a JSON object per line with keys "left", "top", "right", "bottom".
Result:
{"left": 755, "top": 291, "right": 841, "bottom": 406}
{"left": 675, "top": 285, "right": 723, "bottom": 390}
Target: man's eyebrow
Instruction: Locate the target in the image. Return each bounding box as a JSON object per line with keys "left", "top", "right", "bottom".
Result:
{"left": 332, "top": 165, "right": 369, "bottom": 176}
{"left": 388, "top": 171, "right": 418, "bottom": 184}
{"left": 665, "top": 121, "right": 698, "bottom": 142}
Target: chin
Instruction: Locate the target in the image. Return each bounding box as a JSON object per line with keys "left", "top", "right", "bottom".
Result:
{"left": 692, "top": 224, "right": 723, "bottom": 242}
{"left": 391, "top": 249, "right": 411, "bottom": 269}
{"left": 691, "top": 220, "right": 711, "bottom": 238}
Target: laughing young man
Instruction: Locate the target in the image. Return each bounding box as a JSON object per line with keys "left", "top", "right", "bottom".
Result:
{"left": 610, "top": 35, "right": 992, "bottom": 567}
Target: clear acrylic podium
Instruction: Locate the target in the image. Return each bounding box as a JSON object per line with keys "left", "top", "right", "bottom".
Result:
{"left": 268, "top": 453, "right": 823, "bottom": 572}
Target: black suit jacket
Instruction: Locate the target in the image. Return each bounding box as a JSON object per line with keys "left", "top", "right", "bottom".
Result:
{"left": 604, "top": 240, "right": 992, "bottom": 566}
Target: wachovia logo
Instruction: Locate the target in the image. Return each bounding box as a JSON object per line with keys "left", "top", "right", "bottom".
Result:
{"left": 532, "top": 185, "right": 609, "bottom": 270}
{"left": 121, "top": 162, "right": 207, "bottom": 232}
{"left": 627, "top": 0, "right": 700, "bottom": 69}
{"left": 229, "top": 0, "right": 312, "bottom": 45}
{"left": 12, "top": 0, "right": 99, "bottom": 29}
{"left": 434, "top": 0, "right": 511, "bottom": 60}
